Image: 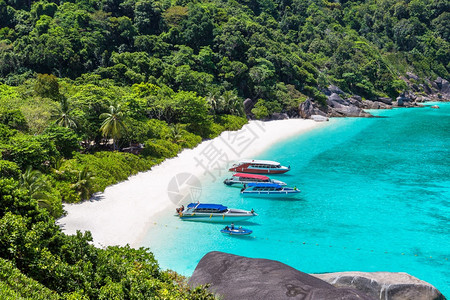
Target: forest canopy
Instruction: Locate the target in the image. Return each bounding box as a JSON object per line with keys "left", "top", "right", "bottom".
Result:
{"left": 0, "top": 0, "right": 448, "bottom": 298}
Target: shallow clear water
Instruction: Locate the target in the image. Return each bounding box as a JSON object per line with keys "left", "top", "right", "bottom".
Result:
{"left": 142, "top": 103, "right": 450, "bottom": 296}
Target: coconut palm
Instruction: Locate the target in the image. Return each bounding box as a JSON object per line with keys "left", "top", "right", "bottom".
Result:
{"left": 19, "top": 166, "right": 52, "bottom": 209}
{"left": 99, "top": 103, "right": 126, "bottom": 151}
{"left": 51, "top": 97, "right": 78, "bottom": 128}
{"left": 168, "top": 124, "right": 186, "bottom": 144}
{"left": 71, "top": 166, "right": 96, "bottom": 201}
{"left": 219, "top": 90, "right": 244, "bottom": 116}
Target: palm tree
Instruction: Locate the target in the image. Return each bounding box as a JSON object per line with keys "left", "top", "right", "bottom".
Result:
{"left": 220, "top": 91, "right": 244, "bottom": 116}
{"left": 71, "top": 167, "right": 96, "bottom": 201}
{"left": 99, "top": 103, "right": 126, "bottom": 151}
{"left": 168, "top": 124, "right": 186, "bottom": 144}
{"left": 19, "top": 166, "right": 52, "bottom": 209}
{"left": 51, "top": 97, "right": 78, "bottom": 128}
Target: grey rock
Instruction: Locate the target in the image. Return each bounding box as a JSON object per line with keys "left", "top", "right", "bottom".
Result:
{"left": 377, "top": 97, "right": 393, "bottom": 105}
{"left": 313, "top": 272, "right": 445, "bottom": 300}
{"left": 420, "top": 83, "right": 432, "bottom": 95}
{"left": 328, "top": 85, "right": 345, "bottom": 95}
{"left": 327, "top": 93, "right": 347, "bottom": 108}
{"left": 299, "top": 98, "right": 314, "bottom": 119}
{"left": 271, "top": 112, "right": 289, "bottom": 120}
{"left": 243, "top": 98, "right": 254, "bottom": 115}
{"left": 406, "top": 72, "right": 420, "bottom": 81}
{"left": 189, "top": 252, "right": 374, "bottom": 300}
{"left": 299, "top": 98, "right": 326, "bottom": 119}
{"left": 330, "top": 105, "right": 372, "bottom": 117}
{"left": 311, "top": 115, "right": 329, "bottom": 122}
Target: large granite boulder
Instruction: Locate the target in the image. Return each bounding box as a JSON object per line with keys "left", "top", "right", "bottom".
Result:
{"left": 189, "top": 251, "right": 374, "bottom": 300}
{"left": 377, "top": 97, "right": 393, "bottom": 105}
{"left": 299, "top": 98, "right": 326, "bottom": 119}
{"left": 434, "top": 77, "right": 450, "bottom": 98}
{"left": 327, "top": 93, "right": 372, "bottom": 117}
{"left": 322, "top": 85, "right": 345, "bottom": 96}
{"left": 271, "top": 112, "right": 289, "bottom": 120}
{"left": 313, "top": 272, "right": 445, "bottom": 300}
{"left": 243, "top": 98, "right": 254, "bottom": 115}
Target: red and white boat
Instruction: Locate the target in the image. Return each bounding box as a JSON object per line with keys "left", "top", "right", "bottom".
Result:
{"left": 229, "top": 160, "right": 290, "bottom": 174}
{"left": 223, "top": 173, "right": 287, "bottom": 187}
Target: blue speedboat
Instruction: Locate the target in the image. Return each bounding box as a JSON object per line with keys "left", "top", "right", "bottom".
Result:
{"left": 221, "top": 225, "right": 253, "bottom": 235}
{"left": 240, "top": 182, "right": 300, "bottom": 198}
{"left": 177, "top": 203, "right": 257, "bottom": 222}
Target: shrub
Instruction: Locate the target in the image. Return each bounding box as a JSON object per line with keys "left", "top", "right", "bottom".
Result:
{"left": 0, "top": 160, "right": 20, "bottom": 179}
{"left": 142, "top": 139, "right": 181, "bottom": 158}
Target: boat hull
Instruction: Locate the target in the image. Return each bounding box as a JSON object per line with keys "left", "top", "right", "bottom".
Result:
{"left": 229, "top": 167, "right": 289, "bottom": 174}
{"left": 220, "top": 228, "right": 253, "bottom": 235}
{"left": 224, "top": 179, "right": 286, "bottom": 187}
{"left": 241, "top": 191, "right": 300, "bottom": 198}
{"left": 179, "top": 214, "right": 256, "bottom": 222}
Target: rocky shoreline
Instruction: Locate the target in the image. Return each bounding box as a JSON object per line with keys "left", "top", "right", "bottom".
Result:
{"left": 189, "top": 252, "right": 446, "bottom": 300}
{"left": 243, "top": 75, "right": 450, "bottom": 120}
{"left": 298, "top": 75, "right": 450, "bottom": 120}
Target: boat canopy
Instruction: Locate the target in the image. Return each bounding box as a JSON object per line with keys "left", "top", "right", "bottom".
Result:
{"left": 237, "top": 159, "right": 281, "bottom": 166}
{"left": 247, "top": 183, "right": 282, "bottom": 188}
{"left": 187, "top": 203, "right": 228, "bottom": 210}
{"left": 233, "top": 173, "right": 269, "bottom": 180}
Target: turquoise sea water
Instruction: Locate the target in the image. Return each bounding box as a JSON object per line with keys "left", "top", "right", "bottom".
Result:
{"left": 142, "top": 103, "right": 450, "bottom": 296}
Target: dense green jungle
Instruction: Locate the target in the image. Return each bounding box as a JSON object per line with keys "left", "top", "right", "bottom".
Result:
{"left": 0, "top": 0, "right": 448, "bottom": 298}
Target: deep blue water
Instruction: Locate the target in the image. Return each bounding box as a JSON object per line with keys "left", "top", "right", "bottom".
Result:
{"left": 142, "top": 103, "right": 450, "bottom": 296}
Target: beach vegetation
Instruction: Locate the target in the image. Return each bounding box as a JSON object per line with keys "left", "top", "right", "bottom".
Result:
{"left": 0, "top": 0, "right": 447, "bottom": 297}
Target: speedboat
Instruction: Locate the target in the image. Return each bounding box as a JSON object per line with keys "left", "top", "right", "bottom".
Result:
{"left": 221, "top": 225, "right": 252, "bottom": 235}
{"left": 229, "top": 159, "right": 290, "bottom": 174}
{"left": 223, "top": 173, "right": 286, "bottom": 187}
{"left": 177, "top": 203, "right": 257, "bottom": 222}
{"left": 240, "top": 182, "right": 300, "bottom": 198}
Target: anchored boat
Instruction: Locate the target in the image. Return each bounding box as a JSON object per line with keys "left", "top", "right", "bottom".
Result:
{"left": 177, "top": 203, "right": 257, "bottom": 222}
{"left": 240, "top": 182, "right": 300, "bottom": 198}
{"left": 229, "top": 159, "right": 290, "bottom": 174}
{"left": 223, "top": 173, "right": 286, "bottom": 187}
{"left": 220, "top": 225, "right": 253, "bottom": 235}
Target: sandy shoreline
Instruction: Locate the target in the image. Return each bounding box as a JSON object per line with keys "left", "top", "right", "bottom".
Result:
{"left": 57, "top": 119, "right": 326, "bottom": 247}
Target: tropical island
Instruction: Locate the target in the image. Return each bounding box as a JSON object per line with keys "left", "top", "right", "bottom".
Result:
{"left": 0, "top": 0, "right": 448, "bottom": 298}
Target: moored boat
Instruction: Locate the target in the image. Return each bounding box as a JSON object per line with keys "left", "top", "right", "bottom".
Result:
{"left": 177, "top": 203, "right": 257, "bottom": 222}
{"left": 240, "top": 182, "right": 300, "bottom": 198}
{"left": 223, "top": 173, "right": 286, "bottom": 187}
{"left": 220, "top": 225, "right": 252, "bottom": 235}
{"left": 229, "top": 159, "right": 290, "bottom": 174}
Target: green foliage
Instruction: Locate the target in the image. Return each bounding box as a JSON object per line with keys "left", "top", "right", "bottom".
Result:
{"left": 142, "top": 139, "right": 181, "bottom": 158}
{"left": 0, "top": 257, "right": 59, "bottom": 300}
{"left": 0, "top": 108, "right": 28, "bottom": 131}
{"left": 1, "top": 133, "right": 57, "bottom": 170}
{"left": 34, "top": 74, "right": 61, "bottom": 100}
{"left": 251, "top": 99, "right": 270, "bottom": 119}
{"left": 65, "top": 152, "right": 157, "bottom": 195}
{"left": 42, "top": 125, "right": 80, "bottom": 158}
{"left": 0, "top": 160, "right": 20, "bottom": 179}
{"left": 216, "top": 114, "right": 248, "bottom": 131}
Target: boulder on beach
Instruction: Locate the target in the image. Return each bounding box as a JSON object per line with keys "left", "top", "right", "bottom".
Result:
{"left": 311, "top": 115, "right": 329, "bottom": 122}
{"left": 298, "top": 98, "right": 326, "bottom": 119}
{"left": 313, "top": 272, "right": 445, "bottom": 300}
{"left": 189, "top": 251, "right": 374, "bottom": 300}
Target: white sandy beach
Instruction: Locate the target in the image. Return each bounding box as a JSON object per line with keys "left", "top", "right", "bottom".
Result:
{"left": 57, "top": 119, "right": 325, "bottom": 247}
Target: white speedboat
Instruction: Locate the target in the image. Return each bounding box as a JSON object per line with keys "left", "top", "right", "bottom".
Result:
{"left": 177, "top": 203, "right": 257, "bottom": 222}
{"left": 229, "top": 159, "right": 290, "bottom": 174}
{"left": 223, "top": 173, "right": 286, "bottom": 187}
{"left": 240, "top": 183, "right": 300, "bottom": 198}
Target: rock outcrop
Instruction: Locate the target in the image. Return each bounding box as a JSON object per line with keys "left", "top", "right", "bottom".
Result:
{"left": 189, "top": 251, "right": 374, "bottom": 300}
{"left": 327, "top": 93, "right": 372, "bottom": 117}
{"left": 298, "top": 98, "right": 327, "bottom": 119}
{"left": 313, "top": 272, "right": 445, "bottom": 300}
